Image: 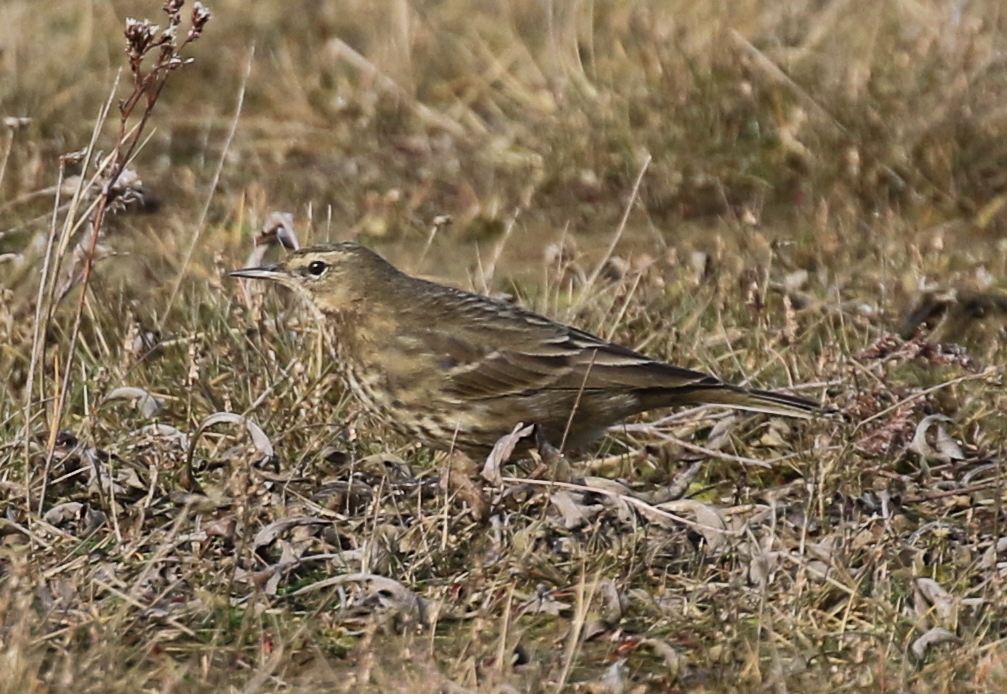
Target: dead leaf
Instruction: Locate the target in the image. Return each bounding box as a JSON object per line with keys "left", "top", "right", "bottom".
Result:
{"left": 288, "top": 572, "right": 427, "bottom": 627}
{"left": 981, "top": 537, "right": 1007, "bottom": 570}
{"left": 582, "top": 477, "right": 634, "bottom": 522}
{"left": 549, "top": 490, "right": 602, "bottom": 530}
{"left": 482, "top": 423, "right": 534, "bottom": 485}
{"left": 104, "top": 386, "right": 164, "bottom": 417}
{"left": 657, "top": 499, "right": 728, "bottom": 551}
{"left": 43, "top": 502, "right": 83, "bottom": 526}
{"left": 914, "top": 577, "right": 958, "bottom": 627}
{"left": 197, "top": 412, "right": 274, "bottom": 459}
{"left": 642, "top": 638, "right": 682, "bottom": 681}
{"left": 253, "top": 516, "right": 329, "bottom": 549}
{"left": 910, "top": 626, "right": 957, "bottom": 660}
{"left": 910, "top": 415, "right": 965, "bottom": 464}
{"left": 134, "top": 423, "right": 190, "bottom": 449}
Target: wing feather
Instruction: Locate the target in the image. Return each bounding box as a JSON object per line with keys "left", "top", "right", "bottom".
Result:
{"left": 387, "top": 280, "right": 820, "bottom": 419}
{"left": 401, "top": 293, "right": 721, "bottom": 400}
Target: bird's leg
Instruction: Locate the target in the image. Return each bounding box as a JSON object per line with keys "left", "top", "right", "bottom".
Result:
{"left": 442, "top": 450, "right": 489, "bottom": 522}
{"left": 528, "top": 426, "right": 575, "bottom": 482}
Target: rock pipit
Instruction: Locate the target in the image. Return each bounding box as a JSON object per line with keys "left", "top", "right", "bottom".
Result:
{"left": 231, "top": 243, "right": 824, "bottom": 455}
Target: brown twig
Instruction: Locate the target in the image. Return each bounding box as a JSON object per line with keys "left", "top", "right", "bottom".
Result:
{"left": 37, "top": 1, "right": 212, "bottom": 516}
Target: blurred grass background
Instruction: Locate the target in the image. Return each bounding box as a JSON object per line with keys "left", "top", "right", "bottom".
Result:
{"left": 5, "top": 0, "right": 1007, "bottom": 256}
{"left": 2, "top": 1, "right": 1007, "bottom": 692}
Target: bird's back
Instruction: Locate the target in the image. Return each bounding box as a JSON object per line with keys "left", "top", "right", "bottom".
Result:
{"left": 345, "top": 275, "right": 747, "bottom": 451}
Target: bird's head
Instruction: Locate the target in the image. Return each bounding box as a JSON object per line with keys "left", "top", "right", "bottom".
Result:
{"left": 230, "top": 242, "right": 400, "bottom": 313}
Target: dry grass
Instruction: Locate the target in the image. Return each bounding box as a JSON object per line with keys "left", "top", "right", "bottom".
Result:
{"left": 2, "top": 0, "right": 1007, "bottom": 691}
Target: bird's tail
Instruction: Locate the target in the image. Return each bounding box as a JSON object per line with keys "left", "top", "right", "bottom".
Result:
{"left": 698, "top": 385, "right": 823, "bottom": 419}
{"left": 639, "top": 383, "right": 825, "bottom": 419}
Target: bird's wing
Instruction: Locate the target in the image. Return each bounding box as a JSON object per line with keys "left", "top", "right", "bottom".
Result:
{"left": 404, "top": 294, "right": 720, "bottom": 401}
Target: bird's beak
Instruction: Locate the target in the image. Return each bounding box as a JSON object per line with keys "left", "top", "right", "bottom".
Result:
{"left": 229, "top": 266, "right": 285, "bottom": 281}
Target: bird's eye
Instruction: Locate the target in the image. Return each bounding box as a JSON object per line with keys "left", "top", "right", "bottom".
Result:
{"left": 307, "top": 260, "right": 327, "bottom": 276}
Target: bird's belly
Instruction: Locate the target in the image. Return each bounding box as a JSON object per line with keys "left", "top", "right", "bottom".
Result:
{"left": 422, "top": 390, "right": 639, "bottom": 453}
{"left": 338, "top": 360, "right": 459, "bottom": 444}
{"left": 340, "top": 363, "right": 387, "bottom": 417}
{"left": 339, "top": 352, "right": 641, "bottom": 454}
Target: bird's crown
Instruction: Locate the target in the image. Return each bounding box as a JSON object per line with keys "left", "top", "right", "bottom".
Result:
{"left": 276, "top": 242, "right": 389, "bottom": 280}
